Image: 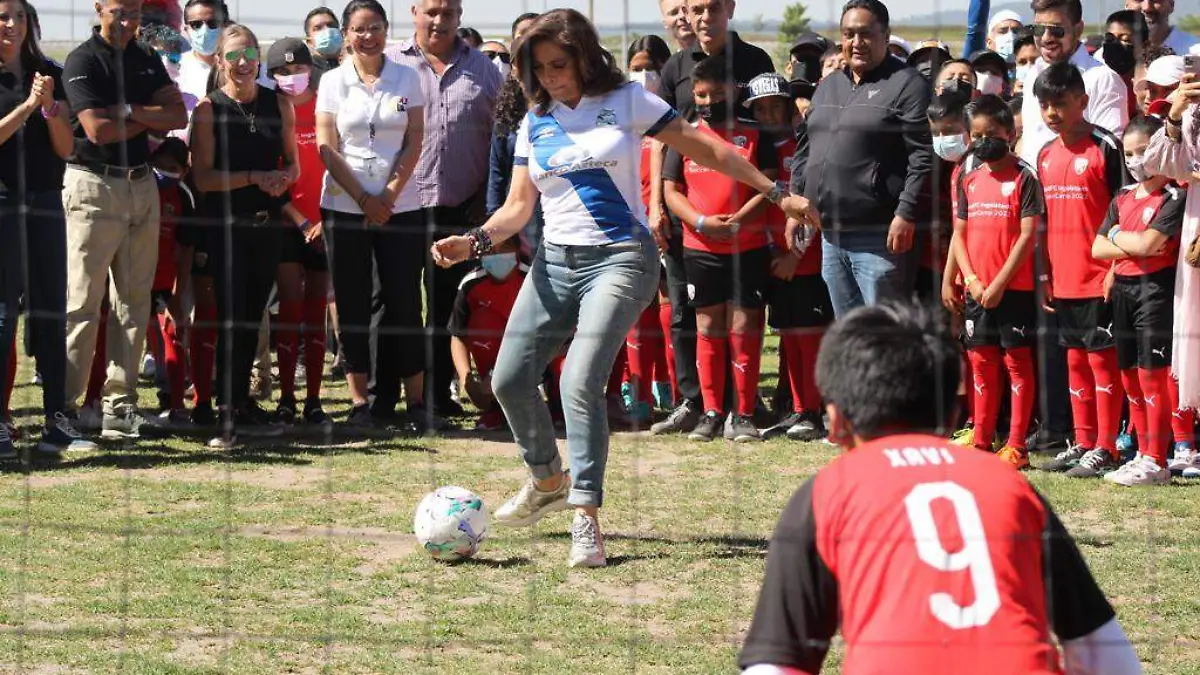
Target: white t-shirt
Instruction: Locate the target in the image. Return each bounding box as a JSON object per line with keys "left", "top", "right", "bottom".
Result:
{"left": 316, "top": 58, "right": 425, "bottom": 215}
{"left": 513, "top": 83, "right": 677, "bottom": 246}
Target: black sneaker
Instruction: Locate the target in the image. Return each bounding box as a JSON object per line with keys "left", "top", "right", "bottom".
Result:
{"left": 191, "top": 401, "right": 217, "bottom": 428}
{"left": 156, "top": 390, "right": 171, "bottom": 414}
{"left": 787, "top": 411, "right": 827, "bottom": 442}
{"left": 101, "top": 408, "right": 159, "bottom": 440}
{"left": 729, "top": 414, "right": 761, "bottom": 443}
{"left": 273, "top": 397, "right": 298, "bottom": 425}
{"left": 38, "top": 413, "right": 98, "bottom": 455}
{"left": 407, "top": 403, "right": 449, "bottom": 435}
{"left": 651, "top": 400, "right": 702, "bottom": 436}
{"left": 1026, "top": 426, "right": 1071, "bottom": 453}
{"left": 688, "top": 411, "right": 724, "bottom": 442}
{"left": 1041, "top": 444, "right": 1089, "bottom": 472}
{"left": 432, "top": 395, "right": 465, "bottom": 418}
{"left": 1064, "top": 449, "right": 1121, "bottom": 478}
{"left": 763, "top": 412, "right": 804, "bottom": 440}
{"left": 345, "top": 404, "right": 379, "bottom": 429}
{"left": 0, "top": 424, "right": 16, "bottom": 460}
{"left": 234, "top": 402, "right": 284, "bottom": 438}
{"left": 303, "top": 399, "right": 332, "bottom": 427}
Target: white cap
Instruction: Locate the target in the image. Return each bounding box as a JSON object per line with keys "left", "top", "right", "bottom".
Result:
{"left": 988, "top": 10, "right": 1024, "bottom": 34}
{"left": 1135, "top": 55, "right": 1186, "bottom": 93}
{"left": 889, "top": 35, "right": 912, "bottom": 55}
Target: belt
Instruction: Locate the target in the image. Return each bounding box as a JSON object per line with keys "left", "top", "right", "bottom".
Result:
{"left": 70, "top": 163, "right": 150, "bottom": 181}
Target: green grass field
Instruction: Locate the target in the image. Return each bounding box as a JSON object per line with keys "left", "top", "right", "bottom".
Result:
{"left": 1, "top": 339, "right": 1199, "bottom": 675}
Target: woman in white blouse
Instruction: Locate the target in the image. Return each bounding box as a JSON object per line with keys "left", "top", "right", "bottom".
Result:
{"left": 316, "top": 0, "right": 428, "bottom": 431}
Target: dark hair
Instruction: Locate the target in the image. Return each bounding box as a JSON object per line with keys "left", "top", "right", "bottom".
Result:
{"left": 183, "top": 0, "right": 229, "bottom": 22}
{"left": 1032, "top": 60, "right": 1085, "bottom": 101}
{"left": 304, "top": 6, "right": 338, "bottom": 34}
{"left": 1008, "top": 94, "right": 1023, "bottom": 115}
{"left": 1106, "top": 9, "right": 1150, "bottom": 43}
{"left": 457, "top": 26, "right": 483, "bottom": 48}
{"left": 152, "top": 136, "right": 190, "bottom": 168}
{"left": 841, "top": 0, "right": 889, "bottom": 31}
{"left": 937, "top": 58, "right": 975, "bottom": 77}
{"left": 25, "top": 0, "right": 38, "bottom": 39}
{"left": 494, "top": 76, "right": 528, "bottom": 136}
{"left": 4, "top": 0, "right": 50, "bottom": 75}
{"left": 1029, "top": 0, "right": 1082, "bottom": 25}
{"left": 512, "top": 9, "right": 626, "bottom": 115}
{"left": 1014, "top": 33, "right": 1036, "bottom": 53}
{"left": 512, "top": 11, "right": 539, "bottom": 38}
{"left": 626, "top": 35, "right": 671, "bottom": 70}
{"left": 927, "top": 90, "right": 970, "bottom": 124}
{"left": 816, "top": 301, "right": 960, "bottom": 438}
{"left": 967, "top": 94, "right": 1016, "bottom": 134}
{"left": 692, "top": 54, "right": 730, "bottom": 87}
{"left": 1126, "top": 114, "right": 1164, "bottom": 139}
{"left": 341, "top": 0, "right": 387, "bottom": 34}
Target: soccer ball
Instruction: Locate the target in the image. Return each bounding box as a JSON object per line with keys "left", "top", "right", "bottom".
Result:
{"left": 413, "top": 486, "right": 488, "bottom": 562}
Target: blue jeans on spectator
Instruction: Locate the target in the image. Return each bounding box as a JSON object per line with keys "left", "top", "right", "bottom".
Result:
{"left": 821, "top": 229, "right": 917, "bottom": 318}
{"left": 492, "top": 239, "right": 659, "bottom": 508}
{"left": 0, "top": 189, "right": 68, "bottom": 420}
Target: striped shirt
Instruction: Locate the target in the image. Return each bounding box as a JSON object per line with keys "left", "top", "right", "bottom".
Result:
{"left": 385, "top": 37, "right": 503, "bottom": 209}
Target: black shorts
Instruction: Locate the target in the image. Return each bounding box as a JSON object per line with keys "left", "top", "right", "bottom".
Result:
{"left": 1112, "top": 268, "right": 1175, "bottom": 370}
{"left": 682, "top": 246, "right": 770, "bottom": 309}
{"left": 279, "top": 225, "right": 329, "bottom": 271}
{"left": 963, "top": 290, "right": 1037, "bottom": 349}
{"left": 151, "top": 289, "right": 172, "bottom": 314}
{"left": 767, "top": 273, "right": 834, "bottom": 329}
{"left": 1054, "top": 296, "right": 1115, "bottom": 351}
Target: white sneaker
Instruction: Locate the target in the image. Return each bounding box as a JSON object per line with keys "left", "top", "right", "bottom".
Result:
{"left": 493, "top": 472, "right": 570, "bottom": 528}
{"left": 1105, "top": 454, "right": 1170, "bottom": 487}
{"left": 567, "top": 512, "right": 606, "bottom": 568}
{"left": 1167, "top": 443, "right": 1200, "bottom": 477}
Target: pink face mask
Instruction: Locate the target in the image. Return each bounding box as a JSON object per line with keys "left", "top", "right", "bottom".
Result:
{"left": 275, "top": 72, "right": 310, "bottom": 96}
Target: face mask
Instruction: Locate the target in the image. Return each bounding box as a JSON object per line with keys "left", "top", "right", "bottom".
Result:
{"left": 994, "top": 32, "right": 1016, "bottom": 60}
{"left": 933, "top": 133, "right": 969, "bottom": 162}
{"left": 976, "top": 72, "right": 1005, "bottom": 97}
{"left": 314, "top": 27, "right": 343, "bottom": 58}
{"left": 972, "top": 136, "right": 1010, "bottom": 162}
{"left": 1126, "top": 154, "right": 1149, "bottom": 182}
{"left": 629, "top": 70, "right": 661, "bottom": 94}
{"left": 493, "top": 55, "right": 511, "bottom": 79}
{"left": 940, "top": 78, "right": 974, "bottom": 100}
{"left": 189, "top": 25, "right": 219, "bottom": 56}
{"left": 275, "top": 72, "right": 310, "bottom": 96}
{"left": 1015, "top": 64, "right": 1031, "bottom": 85}
{"left": 481, "top": 253, "right": 518, "bottom": 280}
{"left": 697, "top": 102, "right": 729, "bottom": 125}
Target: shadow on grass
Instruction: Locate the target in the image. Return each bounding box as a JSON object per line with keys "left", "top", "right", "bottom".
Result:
{"left": 538, "top": 532, "right": 768, "bottom": 560}
{"left": 454, "top": 556, "right": 532, "bottom": 569}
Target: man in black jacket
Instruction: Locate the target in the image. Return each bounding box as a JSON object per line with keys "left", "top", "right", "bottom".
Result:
{"left": 791, "top": 0, "right": 932, "bottom": 318}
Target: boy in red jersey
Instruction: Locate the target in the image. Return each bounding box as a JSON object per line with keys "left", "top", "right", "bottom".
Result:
{"left": 1092, "top": 115, "right": 1185, "bottom": 486}
{"left": 663, "top": 55, "right": 778, "bottom": 443}
{"left": 739, "top": 301, "right": 1140, "bottom": 675}
{"left": 747, "top": 72, "right": 832, "bottom": 442}
{"left": 1034, "top": 62, "right": 1129, "bottom": 476}
{"left": 148, "top": 138, "right": 194, "bottom": 425}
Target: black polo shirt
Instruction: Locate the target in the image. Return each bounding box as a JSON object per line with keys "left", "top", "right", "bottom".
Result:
{"left": 62, "top": 28, "right": 173, "bottom": 168}
{"left": 659, "top": 31, "right": 776, "bottom": 117}
{"left": 0, "top": 59, "right": 67, "bottom": 192}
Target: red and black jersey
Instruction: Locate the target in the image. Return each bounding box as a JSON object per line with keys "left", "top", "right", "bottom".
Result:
{"left": 662, "top": 118, "right": 778, "bottom": 255}
{"left": 1098, "top": 183, "right": 1185, "bottom": 277}
{"left": 447, "top": 265, "right": 528, "bottom": 358}
{"left": 639, "top": 135, "right": 653, "bottom": 219}
{"left": 290, "top": 96, "right": 322, "bottom": 226}
{"left": 1037, "top": 127, "right": 1129, "bottom": 299}
{"left": 153, "top": 178, "right": 195, "bottom": 293}
{"left": 739, "top": 434, "right": 1115, "bottom": 675}
{"left": 956, "top": 158, "right": 1044, "bottom": 292}
{"left": 766, "top": 136, "right": 821, "bottom": 276}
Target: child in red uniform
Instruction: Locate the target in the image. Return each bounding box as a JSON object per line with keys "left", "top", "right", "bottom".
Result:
{"left": 747, "top": 72, "right": 831, "bottom": 442}
{"left": 1034, "top": 63, "right": 1129, "bottom": 475}
{"left": 268, "top": 38, "right": 330, "bottom": 427}
{"left": 663, "top": 55, "right": 778, "bottom": 443}
{"left": 147, "top": 138, "right": 193, "bottom": 424}
{"left": 950, "top": 95, "right": 1043, "bottom": 469}
{"left": 1092, "top": 115, "right": 1187, "bottom": 486}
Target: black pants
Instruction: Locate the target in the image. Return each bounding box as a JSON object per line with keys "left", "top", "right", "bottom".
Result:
{"left": 211, "top": 216, "right": 282, "bottom": 408}
{"left": 663, "top": 230, "right": 702, "bottom": 406}
{"left": 1035, "top": 297, "right": 1073, "bottom": 435}
{"left": 327, "top": 209, "right": 425, "bottom": 398}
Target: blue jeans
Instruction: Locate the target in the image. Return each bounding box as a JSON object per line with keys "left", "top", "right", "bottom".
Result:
{"left": 821, "top": 230, "right": 917, "bottom": 318}
{"left": 492, "top": 240, "right": 659, "bottom": 508}
{"left": 0, "top": 189, "right": 68, "bottom": 420}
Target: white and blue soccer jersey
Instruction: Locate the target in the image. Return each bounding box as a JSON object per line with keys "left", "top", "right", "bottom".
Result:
{"left": 514, "top": 83, "right": 678, "bottom": 246}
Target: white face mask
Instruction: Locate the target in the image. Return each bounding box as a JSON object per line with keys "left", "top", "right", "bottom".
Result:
{"left": 976, "top": 71, "right": 1005, "bottom": 96}
{"left": 480, "top": 252, "right": 518, "bottom": 280}
{"left": 629, "top": 69, "right": 661, "bottom": 94}
{"left": 492, "top": 55, "right": 511, "bottom": 79}
{"left": 1015, "top": 64, "right": 1032, "bottom": 85}
{"left": 994, "top": 31, "right": 1016, "bottom": 60}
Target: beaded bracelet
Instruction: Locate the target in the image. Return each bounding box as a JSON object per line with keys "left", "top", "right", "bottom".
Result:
{"left": 468, "top": 227, "right": 494, "bottom": 259}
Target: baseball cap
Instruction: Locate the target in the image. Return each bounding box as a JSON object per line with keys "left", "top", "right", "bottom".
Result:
{"left": 744, "top": 73, "right": 792, "bottom": 105}
{"left": 1135, "top": 55, "right": 1186, "bottom": 93}
{"left": 790, "top": 32, "right": 833, "bottom": 58}
{"left": 267, "top": 37, "right": 314, "bottom": 73}
{"left": 907, "top": 39, "right": 951, "bottom": 66}
{"left": 987, "top": 10, "right": 1023, "bottom": 34}
{"left": 889, "top": 35, "right": 912, "bottom": 56}
{"left": 969, "top": 49, "right": 1009, "bottom": 75}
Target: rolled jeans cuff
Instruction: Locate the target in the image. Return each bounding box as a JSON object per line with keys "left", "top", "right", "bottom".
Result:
{"left": 526, "top": 453, "right": 563, "bottom": 482}
{"left": 568, "top": 488, "right": 601, "bottom": 508}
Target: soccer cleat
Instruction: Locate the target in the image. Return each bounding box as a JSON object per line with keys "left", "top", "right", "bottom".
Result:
{"left": 567, "top": 512, "right": 607, "bottom": 568}
{"left": 626, "top": 400, "right": 653, "bottom": 425}
{"left": 190, "top": 401, "right": 217, "bottom": 428}
{"left": 272, "top": 398, "right": 298, "bottom": 425}
{"left": 0, "top": 423, "right": 16, "bottom": 460}
{"left": 1040, "top": 444, "right": 1088, "bottom": 472}
{"left": 950, "top": 425, "right": 975, "bottom": 446}
{"left": 762, "top": 412, "right": 804, "bottom": 440}
{"left": 234, "top": 402, "right": 284, "bottom": 438}
{"left": 996, "top": 446, "right": 1030, "bottom": 470}
{"left": 302, "top": 399, "right": 332, "bottom": 428}
{"left": 1116, "top": 430, "right": 1138, "bottom": 458}
{"left": 1104, "top": 454, "right": 1170, "bottom": 486}
{"left": 1167, "top": 442, "right": 1199, "bottom": 477}
{"left": 1064, "top": 449, "right": 1120, "bottom": 478}
{"left": 1026, "top": 426, "right": 1071, "bottom": 453}
{"left": 158, "top": 409, "right": 193, "bottom": 428}
{"left": 620, "top": 381, "right": 635, "bottom": 410}
{"left": 650, "top": 400, "right": 701, "bottom": 436}
{"left": 687, "top": 411, "right": 724, "bottom": 443}
{"left": 729, "top": 414, "right": 761, "bottom": 443}
{"left": 75, "top": 404, "right": 103, "bottom": 432}
{"left": 787, "top": 411, "right": 826, "bottom": 442}
{"left": 494, "top": 473, "right": 571, "bottom": 528}
{"left": 37, "top": 413, "right": 98, "bottom": 455}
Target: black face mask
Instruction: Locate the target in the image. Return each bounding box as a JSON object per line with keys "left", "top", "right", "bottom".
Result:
{"left": 697, "top": 101, "right": 729, "bottom": 125}
{"left": 972, "top": 136, "right": 1010, "bottom": 162}
{"left": 940, "top": 78, "right": 974, "bottom": 101}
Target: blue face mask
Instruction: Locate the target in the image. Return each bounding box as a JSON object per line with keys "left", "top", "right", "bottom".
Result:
{"left": 994, "top": 31, "right": 1016, "bottom": 60}
{"left": 189, "top": 25, "right": 219, "bottom": 56}
{"left": 481, "top": 253, "right": 518, "bottom": 280}
{"left": 314, "top": 27, "right": 343, "bottom": 58}
{"left": 932, "top": 133, "right": 969, "bottom": 163}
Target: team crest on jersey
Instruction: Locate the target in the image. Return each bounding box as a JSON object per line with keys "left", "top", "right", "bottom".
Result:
{"left": 686, "top": 283, "right": 696, "bottom": 301}
{"left": 396, "top": 97, "right": 409, "bottom": 113}
{"left": 965, "top": 319, "right": 975, "bottom": 338}
{"left": 1001, "top": 181, "right": 1016, "bottom": 197}
{"left": 1143, "top": 206, "right": 1156, "bottom": 224}
{"left": 595, "top": 108, "right": 618, "bottom": 127}
{"left": 1073, "top": 157, "right": 1089, "bottom": 175}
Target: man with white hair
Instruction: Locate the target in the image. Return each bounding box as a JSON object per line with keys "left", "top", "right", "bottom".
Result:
{"left": 987, "top": 9, "right": 1024, "bottom": 62}
{"left": 1126, "top": 0, "right": 1198, "bottom": 57}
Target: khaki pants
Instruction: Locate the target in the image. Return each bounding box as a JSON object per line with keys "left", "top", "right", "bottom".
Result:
{"left": 62, "top": 167, "right": 160, "bottom": 414}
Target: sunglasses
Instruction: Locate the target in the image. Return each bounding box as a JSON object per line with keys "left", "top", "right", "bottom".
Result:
{"left": 482, "top": 51, "right": 511, "bottom": 64}
{"left": 224, "top": 46, "right": 260, "bottom": 63}
{"left": 1031, "top": 23, "right": 1067, "bottom": 39}
{"left": 187, "top": 19, "right": 220, "bottom": 30}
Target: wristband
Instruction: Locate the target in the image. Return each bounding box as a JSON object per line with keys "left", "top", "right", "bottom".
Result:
{"left": 356, "top": 192, "right": 369, "bottom": 209}
{"left": 1108, "top": 226, "right": 1121, "bottom": 244}
{"left": 467, "top": 227, "right": 494, "bottom": 259}
{"left": 40, "top": 101, "right": 59, "bottom": 119}
{"left": 696, "top": 215, "right": 706, "bottom": 233}
{"left": 1167, "top": 115, "right": 1184, "bottom": 128}
{"left": 298, "top": 220, "right": 313, "bottom": 233}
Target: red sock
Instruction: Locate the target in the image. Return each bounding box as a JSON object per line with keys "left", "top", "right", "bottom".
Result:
{"left": 1066, "top": 347, "right": 1097, "bottom": 449}
{"left": 84, "top": 303, "right": 109, "bottom": 408}
{"left": 782, "top": 332, "right": 823, "bottom": 414}
{"left": 303, "top": 296, "right": 328, "bottom": 401}
{"left": 1004, "top": 347, "right": 1035, "bottom": 450}
{"left": 626, "top": 304, "right": 661, "bottom": 405}
{"left": 3, "top": 338, "right": 16, "bottom": 418}
{"left": 1122, "top": 368, "right": 1147, "bottom": 457}
{"left": 1089, "top": 348, "right": 1122, "bottom": 452}
{"left": 191, "top": 300, "right": 217, "bottom": 406}
{"left": 968, "top": 346, "right": 1003, "bottom": 451}
{"left": 728, "top": 331, "right": 763, "bottom": 417}
{"left": 1168, "top": 375, "right": 1195, "bottom": 444}
{"left": 1138, "top": 367, "right": 1172, "bottom": 467}
{"left": 657, "top": 301, "right": 677, "bottom": 395}
{"left": 961, "top": 351, "right": 975, "bottom": 425}
{"left": 156, "top": 313, "right": 186, "bottom": 410}
{"left": 607, "top": 348, "right": 627, "bottom": 398}
{"left": 275, "top": 300, "right": 303, "bottom": 402}
{"left": 696, "top": 333, "right": 727, "bottom": 414}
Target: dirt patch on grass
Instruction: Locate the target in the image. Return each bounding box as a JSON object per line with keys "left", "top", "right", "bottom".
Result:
{"left": 169, "top": 636, "right": 228, "bottom": 667}
{"left": 363, "top": 596, "right": 427, "bottom": 625}
{"left": 238, "top": 525, "right": 419, "bottom": 576}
